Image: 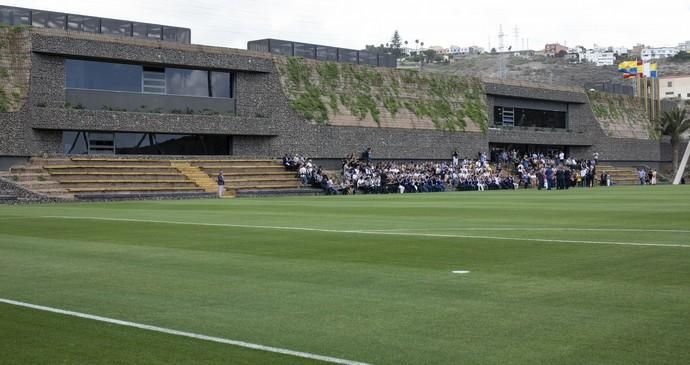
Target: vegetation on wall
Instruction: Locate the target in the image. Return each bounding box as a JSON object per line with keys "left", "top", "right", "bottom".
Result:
{"left": 0, "top": 25, "right": 29, "bottom": 112}
{"left": 587, "top": 90, "right": 655, "bottom": 138}
{"left": 277, "top": 57, "right": 488, "bottom": 132}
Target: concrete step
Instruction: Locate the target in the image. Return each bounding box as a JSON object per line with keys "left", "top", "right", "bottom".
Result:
{"left": 67, "top": 186, "right": 204, "bottom": 193}
{"left": 45, "top": 167, "right": 180, "bottom": 174}
{"left": 225, "top": 182, "right": 302, "bottom": 190}
{"left": 224, "top": 176, "right": 298, "bottom": 183}
{"left": 201, "top": 166, "right": 287, "bottom": 174}
{"left": 8, "top": 166, "right": 45, "bottom": 173}
{"left": 236, "top": 187, "right": 324, "bottom": 197}
{"left": 58, "top": 181, "right": 197, "bottom": 188}
{"left": 52, "top": 172, "right": 187, "bottom": 182}
{"left": 73, "top": 191, "right": 215, "bottom": 201}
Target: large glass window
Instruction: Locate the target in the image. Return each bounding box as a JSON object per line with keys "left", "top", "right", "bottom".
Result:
{"left": 211, "top": 72, "right": 232, "bottom": 98}
{"left": 65, "top": 59, "right": 142, "bottom": 92}
{"left": 67, "top": 15, "right": 99, "bottom": 33}
{"left": 316, "top": 46, "right": 337, "bottom": 61}
{"left": 0, "top": 7, "right": 11, "bottom": 25}
{"left": 166, "top": 68, "right": 209, "bottom": 97}
{"left": 494, "top": 106, "right": 567, "bottom": 129}
{"left": 338, "top": 49, "right": 358, "bottom": 64}
{"left": 270, "top": 40, "right": 293, "bottom": 56}
{"left": 65, "top": 132, "right": 231, "bottom": 155}
{"left": 294, "top": 43, "right": 316, "bottom": 58}
{"left": 10, "top": 8, "right": 30, "bottom": 25}
{"left": 30, "top": 10, "right": 66, "bottom": 29}
{"left": 100, "top": 18, "right": 131, "bottom": 37}
{"left": 132, "top": 23, "right": 161, "bottom": 40}
{"left": 65, "top": 59, "right": 233, "bottom": 99}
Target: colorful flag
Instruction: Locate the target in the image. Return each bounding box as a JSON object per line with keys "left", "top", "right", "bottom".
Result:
{"left": 618, "top": 61, "right": 637, "bottom": 73}
{"left": 637, "top": 60, "right": 643, "bottom": 77}
{"left": 642, "top": 62, "right": 658, "bottom": 78}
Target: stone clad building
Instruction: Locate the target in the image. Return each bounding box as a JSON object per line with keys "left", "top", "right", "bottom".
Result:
{"left": 0, "top": 5, "right": 673, "bottom": 170}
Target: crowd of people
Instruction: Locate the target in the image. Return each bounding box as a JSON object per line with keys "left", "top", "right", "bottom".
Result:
{"left": 282, "top": 148, "right": 667, "bottom": 195}
{"left": 506, "top": 150, "right": 601, "bottom": 189}
{"left": 282, "top": 154, "right": 338, "bottom": 194}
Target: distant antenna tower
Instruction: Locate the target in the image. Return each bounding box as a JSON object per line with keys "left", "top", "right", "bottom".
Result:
{"left": 498, "top": 24, "right": 505, "bottom": 52}
{"left": 488, "top": 35, "right": 491, "bottom": 51}
{"left": 514, "top": 25, "right": 519, "bottom": 51}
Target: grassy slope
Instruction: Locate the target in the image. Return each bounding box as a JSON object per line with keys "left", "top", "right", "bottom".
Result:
{"left": 0, "top": 186, "right": 689, "bottom": 364}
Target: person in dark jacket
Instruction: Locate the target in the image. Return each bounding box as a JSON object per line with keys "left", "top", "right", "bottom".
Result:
{"left": 217, "top": 170, "right": 225, "bottom": 198}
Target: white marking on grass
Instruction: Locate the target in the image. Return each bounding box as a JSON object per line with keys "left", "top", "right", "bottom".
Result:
{"left": 40, "top": 216, "right": 690, "bottom": 248}
{"left": 0, "top": 298, "right": 371, "bottom": 365}
{"left": 451, "top": 270, "right": 470, "bottom": 274}
{"left": 368, "top": 227, "right": 690, "bottom": 234}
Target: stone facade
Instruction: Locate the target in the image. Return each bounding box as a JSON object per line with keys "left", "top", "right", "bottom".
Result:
{"left": 0, "top": 28, "right": 675, "bottom": 167}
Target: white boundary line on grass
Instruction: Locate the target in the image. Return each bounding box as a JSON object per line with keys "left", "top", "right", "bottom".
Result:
{"left": 0, "top": 298, "right": 371, "bottom": 365}
{"left": 41, "top": 216, "right": 690, "bottom": 248}
{"left": 365, "top": 227, "right": 690, "bottom": 233}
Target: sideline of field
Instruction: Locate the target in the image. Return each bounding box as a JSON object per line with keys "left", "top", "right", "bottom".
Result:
{"left": 0, "top": 298, "right": 371, "bottom": 365}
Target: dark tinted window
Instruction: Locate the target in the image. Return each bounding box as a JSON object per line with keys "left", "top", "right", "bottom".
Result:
{"left": 166, "top": 68, "right": 209, "bottom": 97}
{"left": 316, "top": 46, "right": 337, "bottom": 61}
{"left": 11, "top": 8, "right": 30, "bottom": 25}
{"left": 65, "top": 59, "right": 142, "bottom": 92}
{"left": 100, "top": 18, "right": 131, "bottom": 36}
{"left": 359, "top": 51, "right": 379, "bottom": 66}
{"left": 294, "top": 43, "right": 316, "bottom": 58}
{"left": 211, "top": 72, "right": 231, "bottom": 98}
{"left": 67, "top": 15, "right": 99, "bottom": 32}
{"left": 339, "top": 49, "right": 358, "bottom": 64}
{"left": 0, "top": 7, "right": 11, "bottom": 25}
{"left": 247, "top": 40, "right": 269, "bottom": 53}
{"left": 63, "top": 131, "right": 88, "bottom": 154}
{"left": 270, "top": 40, "right": 293, "bottom": 56}
{"left": 31, "top": 10, "right": 66, "bottom": 29}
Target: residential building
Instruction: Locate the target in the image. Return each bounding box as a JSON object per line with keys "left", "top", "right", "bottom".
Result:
{"left": 544, "top": 43, "right": 568, "bottom": 57}
{"left": 659, "top": 75, "right": 690, "bottom": 100}
{"left": 641, "top": 47, "right": 680, "bottom": 61}
{"left": 584, "top": 49, "right": 616, "bottom": 66}
{"left": 448, "top": 45, "right": 469, "bottom": 56}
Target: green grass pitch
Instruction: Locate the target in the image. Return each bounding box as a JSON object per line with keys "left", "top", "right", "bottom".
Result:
{"left": 1, "top": 186, "right": 689, "bottom": 364}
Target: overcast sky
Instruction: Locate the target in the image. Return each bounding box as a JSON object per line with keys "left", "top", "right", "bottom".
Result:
{"left": 7, "top": 0, "right": 690, "bottom": 51}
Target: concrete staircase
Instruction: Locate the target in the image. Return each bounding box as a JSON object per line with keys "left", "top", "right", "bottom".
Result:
{"left": 597, "top": 165, "right": 640, "bottom": 185}
{"left": 171, "top": 161, "right": 220, "bottom": 195}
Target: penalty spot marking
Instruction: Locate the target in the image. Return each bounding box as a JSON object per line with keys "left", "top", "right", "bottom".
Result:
{"left": 0, "top": 298, "right": 371, "bottom": 365}
{"left": 452, "top": 270, "right": 470, "bottom": 274}
{"left": 40, "top": 216, "right": 690, "bottom": 248}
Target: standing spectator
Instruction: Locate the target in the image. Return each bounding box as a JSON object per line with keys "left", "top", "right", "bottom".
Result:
{"left": 651, "top": 169, "right": 657, "bottom": 185}
{"left": 638, "top": 168, "right": 646, "bottom": 185}
{"left": 362, "top": 147, "right": 372, "bottom": 163}
{"left": 452, "top": 150, "right": 459, "bottom": 167}
{"left": 217, "top": 170, "right": 225, "bottom": 198}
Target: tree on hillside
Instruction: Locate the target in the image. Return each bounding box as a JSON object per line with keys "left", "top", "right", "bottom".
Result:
{"left": 656, "top": 107, "right": 690, "bottom": 172}
{"left": 390, "top": 30, "right": 403, "bottom": 58}
{"left": 423, "top": 49, "right": 437, "bottom": 64}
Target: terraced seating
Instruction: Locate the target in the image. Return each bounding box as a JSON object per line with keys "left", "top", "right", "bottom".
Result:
{"left": 1, "top": 156, "right": 307, "bottom": 200}
{"left": 597, "top": 165, "right": 641, "bottom": 185}
{"left": 191, "top": 159, "right": 302, "bottom": 194}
